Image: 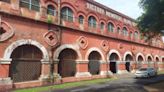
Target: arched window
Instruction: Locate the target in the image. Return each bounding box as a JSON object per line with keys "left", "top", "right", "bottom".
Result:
{"left": 1, "top": 0, "right": 10, "bottom": 3}
{"left": 117, "top": 27, "right": 120, "bottom": 34}
{"left": 79, "top": 15, "right": 84, "bottom": 24}
{"left": 134, "top": 31, "right": 139, "bottom": 39}
{"left": 108, "top": 22, "right": 114, "bottom": 32}
{"left": 88, "top": 16, "right": 97, "bottom": 28}
{"left": 20, "top": 0, "right": 40, "bottom": 11}
{"left": 100, "top": 22, "right": 105, "bottom": 31}
{"left": 47, "top": 5, "right": 56, "bottom": 16}
{"left": 122, "top": 27, "right": 128, "bottom": 36}
{"left": 61, "top": 7, "right": 73, "bottom": 22}
{"left": 129, "top": 32, "right": 133, "bottom": 39}
{"left": 144, "top": 36, "right": 148, "bottom": 41}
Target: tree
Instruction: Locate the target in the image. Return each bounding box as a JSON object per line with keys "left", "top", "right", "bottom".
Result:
{"left": 137, "top": 0, "right": 164, "bottom": 38}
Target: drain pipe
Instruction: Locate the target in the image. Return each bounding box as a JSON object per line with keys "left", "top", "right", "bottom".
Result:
{"left": 48, "top": 0, "right": 61, "bottom": 84}
{"left": 48, "top": 47, "right": 54, "bottom": 83}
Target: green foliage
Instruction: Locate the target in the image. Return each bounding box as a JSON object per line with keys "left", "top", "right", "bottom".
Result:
{"left": 137, "top": 0, "right": 164, "bottom": 37}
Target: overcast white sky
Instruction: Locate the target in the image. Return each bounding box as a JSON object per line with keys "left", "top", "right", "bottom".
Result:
{"left": 95, "top": 0, "right": 143, "bottom": 19}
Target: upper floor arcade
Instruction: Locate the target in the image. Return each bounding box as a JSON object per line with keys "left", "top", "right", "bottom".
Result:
{"left": 0, "top": 0, "right": 163, "bottom": 48}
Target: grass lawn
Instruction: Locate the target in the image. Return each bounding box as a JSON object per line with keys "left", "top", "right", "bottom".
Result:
{"left": 14, "top": 78, "right": 116, "bottom": 92}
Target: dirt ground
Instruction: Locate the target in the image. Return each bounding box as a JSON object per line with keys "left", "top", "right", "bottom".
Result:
{"left": 144, "top": 81, "right": 164, "bottom": 92}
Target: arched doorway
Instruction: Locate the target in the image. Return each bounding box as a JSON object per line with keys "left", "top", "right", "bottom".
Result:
{"left": 9, "top": 45, "right": 42, "bottom": 83}
{"left": 137, "top": 56, "right": 144, "bottom": 69}
{"left": 58, "top": 49, "right": 77, "bottom": 78}
{"left": 88, "top": 51, "right": 101, "bottom": 75}
{"left": 155, "top": 57, "right": 160, "bottom": 69}
{"left": 147, "top": 56, "right": 153, "bottom": 67}
{"left": 125, "top": 54, "right": 133, "bottom": 72}
{"left": 109, "top": 53, "right": 119, "bottom": 73}
{"left": 162, "top": 58, "right": 164, "bottom": 69}
{"left": 155, "top": 57, "right": 160, "bottom": 62}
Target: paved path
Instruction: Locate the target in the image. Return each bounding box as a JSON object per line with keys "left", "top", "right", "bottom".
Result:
{"left": 51, "top": 74, "right": 164, "bottom": 92}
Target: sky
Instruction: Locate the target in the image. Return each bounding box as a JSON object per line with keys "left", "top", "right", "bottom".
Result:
{"left": 95, "top": 0, "right": 143, "bottom": 19}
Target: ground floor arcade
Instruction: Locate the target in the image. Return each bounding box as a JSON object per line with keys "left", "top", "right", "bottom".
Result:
{"left": 0, "top": 39, "right": 164, "bottom": 89}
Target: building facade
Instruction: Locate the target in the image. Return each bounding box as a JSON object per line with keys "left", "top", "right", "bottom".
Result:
{"left": 0, "top": 0, "right": 164, "bottom": 89}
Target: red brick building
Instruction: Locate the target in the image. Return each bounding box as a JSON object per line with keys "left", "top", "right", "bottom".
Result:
{"left": 0, "top": 0, "right": 164, "bottom": 89}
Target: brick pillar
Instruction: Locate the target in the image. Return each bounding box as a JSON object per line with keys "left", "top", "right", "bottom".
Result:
{"left": 117, "top": 61, "right": 128, "bottom": 74}
{"left": 11, "top": 0, "right": 19, "bottom": 9}
{"left": 0, "top": 58, "right": 12, "bottom": 90}
{"left": 158, "top": 62, "right": 163, "bottom": 71}
{"left": 39, "top": 59, "right": 50, "bottom": 81}
{"left": 100, "top": 61, "right": 112, "bottom": 76}
{"left": 131, "top": 61, "right": 137, "bottom": 73}
{"left": 40, "top": 1, "right": 47, "bottom": 21}
{"left": 52, "top": 59, "right": 62, "bottom": 83}
{"left": 154, "top": 62, "right": 158, "bottom": 70}
{"left": 53, "top": 59, "right": 59, "bottom": 75}
{"left": 75, "top": 60, "right": 91, "bottom": 78}
{"left": 142, "top": 61, "right": 148, "bottom": 68}
{"left": 40, "top": 6, "right": 47, "bottom": 17}
{"left": 10, "top": 0, "right": 20, "bottom": 15}
{"left": 163, "top": 62, "right": 164, "bottom": 70}
{"left": 136, "top": 61, "right": 142, "bottom": 69}
{"left": 149, "top": 62, "right": 155, "bottom": 68}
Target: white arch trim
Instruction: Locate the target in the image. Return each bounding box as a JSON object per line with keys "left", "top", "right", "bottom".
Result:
{"left": 123, "top": 51, "right": 133, "bottom": 61}
{"left": 107, "top": 49, "right": 121, "bottom": 61}
{"left": 85, "top": 47, "right": 105, "bottom": 61}
{"left": 146, "top": 54, "right": 153, "bottom": 61}
{"left": 53, "top": 44, "right": 82, "bottom": 60}
{"left": 136, "top": 53, "right": 145, "bottom": 61}
{"left": 154, "top": 55, "right": 161, "bottom": 62}
{"left": 3, "top": 39, "right": 49, "bottom": 61}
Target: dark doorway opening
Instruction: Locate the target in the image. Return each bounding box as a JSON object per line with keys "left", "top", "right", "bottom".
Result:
{"left": 125, "top": 54, "right": 133, "bottom": 72}
{"left": 88, "top": 51, "right": 101, "bottom": 75}
{"left": 110, "top": 62, "right": 117, "bottom": 73}
{"left": 9, "top": 45, "right": 42, "bottom": 83}
{"left": 147, "top": 56, "right": 152, "bottom": 67}
{"left": 155, "top": 57, "right": 160, "bottom": 69}
{"left": 125, "top": 62, "right": 130, "bottom": 72}
{"left": 58, "top": 49, "right": 77, "bottom": 78}
{"left": 109, "top": 53, "right": 119, "bottom": 73}
{"left": 138, "top": 56, "right": 144, "bottom": 69}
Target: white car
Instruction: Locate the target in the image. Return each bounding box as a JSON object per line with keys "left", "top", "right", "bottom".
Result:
{"left": 135, "top": 68, "right": 157, "bottom": 78}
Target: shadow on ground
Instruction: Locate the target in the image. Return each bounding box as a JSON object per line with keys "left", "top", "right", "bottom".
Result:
{"left": 50, "top": 74, "right": 164, "bottom": 92}
{"left": 134, "top": 74, "right": 164, "bottom": 92}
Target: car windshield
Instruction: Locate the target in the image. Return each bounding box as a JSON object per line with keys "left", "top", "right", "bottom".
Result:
{"left": 139, "top": 68, "right": 147, "bottom": 71}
